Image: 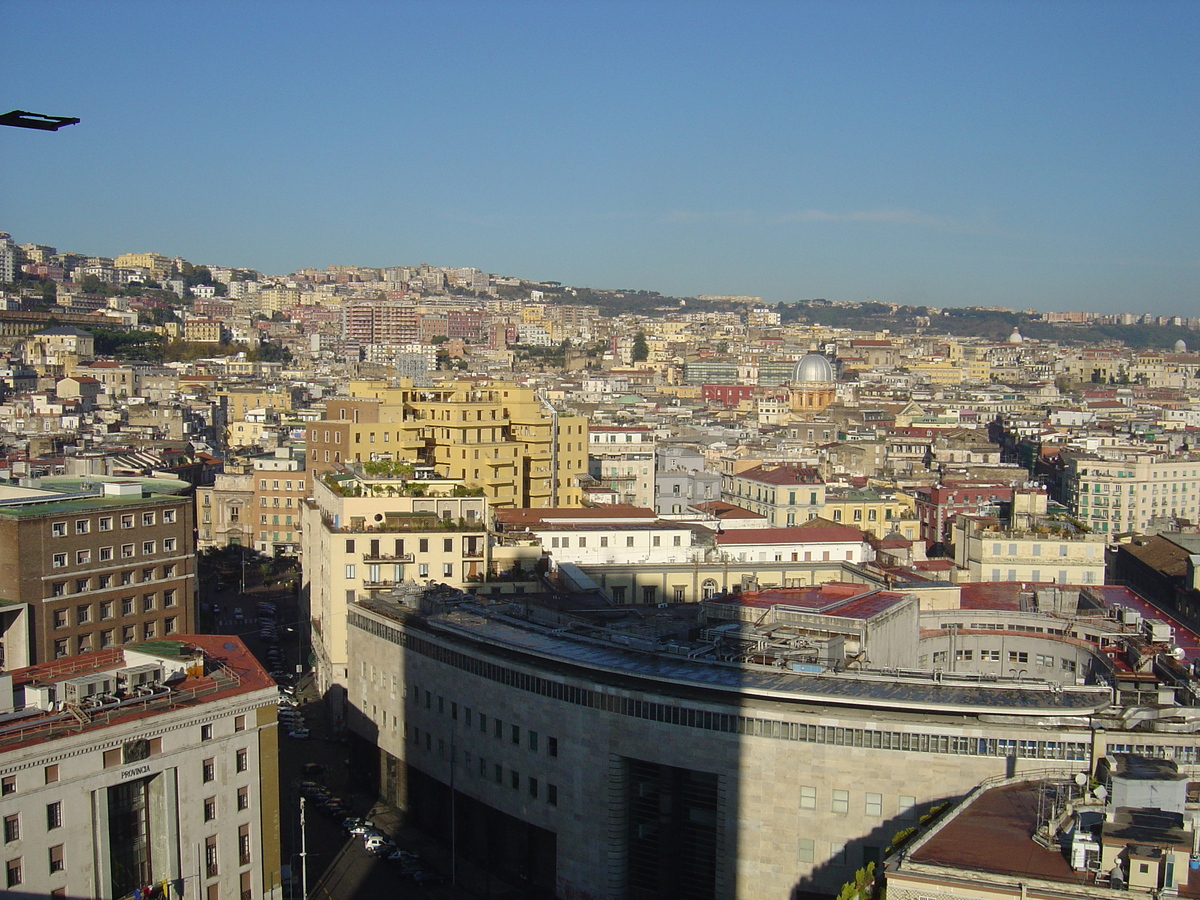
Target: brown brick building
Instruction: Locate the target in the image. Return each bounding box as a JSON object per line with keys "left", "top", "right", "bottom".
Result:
{"left": 0, "top": 478, "right": 195, "bottom": 668}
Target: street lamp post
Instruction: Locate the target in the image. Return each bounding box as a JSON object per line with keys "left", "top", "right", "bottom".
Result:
{"left": 299, "top": 795, "right": 308, "bottom": 899}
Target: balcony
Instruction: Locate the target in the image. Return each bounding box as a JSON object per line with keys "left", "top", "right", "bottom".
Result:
{"left": 363, "top": 579, "right": 402, "bottom": 590}
{"left": 362, "top": 553, "right": 415, "bottom": 563}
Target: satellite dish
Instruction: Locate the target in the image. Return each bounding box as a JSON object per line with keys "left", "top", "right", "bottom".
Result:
{"left": 1075, "top": 772, "right": 1088, "bottom": 787}
{"left": 1174, "top": 647, "right": 1187, "bottom": 661}
{"left": 1094, "top": 786, "right": 1108, "bottom": 801}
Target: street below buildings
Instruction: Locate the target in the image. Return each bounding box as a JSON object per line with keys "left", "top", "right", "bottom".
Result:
{"left": 204, "top": 556, "right": 523, "bottom": 900}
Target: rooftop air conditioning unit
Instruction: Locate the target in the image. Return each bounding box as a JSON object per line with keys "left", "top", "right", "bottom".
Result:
{"left": 116, "top": 664, "right": 163, "bottom": 693}
{"left": 62, "top": 673, "right": 116, "bottom": 705}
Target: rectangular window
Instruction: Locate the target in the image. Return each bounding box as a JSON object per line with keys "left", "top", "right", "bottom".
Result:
{"left": 163, "top": 509, "right": 176, "bottom": 524}
{"left": 236, "top": 749, "right": 248, "bottom": 773}
{"left": 0, "top": 777, "right": 13, "bottom": 796}
{"left": 204, "top": 797, "right": 216, "bottom": 822}
{"left": 47, "top": 800, "right": 62, "bottom": 830}
{"left": 122, "top": 543, "right": 134, "bottom": 558}
{"left": 77, "top": 549, "right": 91, "bottom": 565}
{"left": 100, "top": 546, "right": 113, "bottom": 562}
{"left": 52, "top": 552, "right": 67, "bottom": 568}
{"left": 832, "top": 790, "right": 849, "bottom": 814}
{"left": 52, "top": 522, "right": 66, "bottom": 537}
{"left": 44, "top": 765, "right": 58, "bottom": 785}
{"left": 800, "top": 785, "right": 817, "bottom": 809}
{"left": 6, "top": 857, "right": 20, "bottom": 887}
{"left": 3, "top": 814, "right": 18, "bottom": 843}
{"left": 121, "top": 514, "right": 134, "bottom": 529}
{"left": 164, "top": 538, "right": 176, "bottom": 552}
{"left": 237, "top": 787, "right": 249, "bottom": 811}
{"left": 202, "top": 758, "right": 215, "bottom": 782}
{"left": 547, "top": 784, "right": 557, "bottom": 806}
{"left": 865, "top": 793, "right": 883, "bottom": 817}
{"left": 48, "top": 843, "right": 64, "bottom": 873}
{"left": 99, "top": 516, "right": 113, "bottom": 531}
{"left": 797, "top": 838, "right": 814, "bottom": 863}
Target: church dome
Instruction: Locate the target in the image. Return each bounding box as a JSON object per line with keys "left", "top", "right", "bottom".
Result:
{"left": 1175, "top": 339, "right": 1187, "bottom": 353}
{"left": 1007, "top": 327, "right": 1023, "bottom": 344}
{"left": 792, "top": 352, "right": 835, "bottom": 383}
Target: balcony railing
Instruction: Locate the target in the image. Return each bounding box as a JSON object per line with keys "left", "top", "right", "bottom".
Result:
{"left": 362, "top": 553, "right": 415, "bottom": 563}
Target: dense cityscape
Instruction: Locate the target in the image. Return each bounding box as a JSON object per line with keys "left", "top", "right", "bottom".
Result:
{"left": 0, "top": 229, "right": 1197, "bottom": 899}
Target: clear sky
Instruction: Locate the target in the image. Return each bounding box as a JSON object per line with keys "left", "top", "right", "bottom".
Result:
{"left": 3, "top": 0, "right": 1197, "bottom": 314}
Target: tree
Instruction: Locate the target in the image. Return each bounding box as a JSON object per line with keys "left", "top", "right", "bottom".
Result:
{"left": 631, "top": 332, "right": 649, "bottom": 363}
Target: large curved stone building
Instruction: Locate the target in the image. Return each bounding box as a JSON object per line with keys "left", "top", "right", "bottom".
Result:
{"left": 342, "top": 583, "right": 1200, "bottom": 899}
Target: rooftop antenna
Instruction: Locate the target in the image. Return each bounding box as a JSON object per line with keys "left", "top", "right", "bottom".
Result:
{"left": 0, "top": 110, "right": 80, "bottom": 131}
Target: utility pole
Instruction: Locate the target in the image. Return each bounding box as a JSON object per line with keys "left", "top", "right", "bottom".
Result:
{"left": 300, "top": 795, "right": 308, "bottom": 898}
{"left": 450, "top": 732, "right": 457, "bottom": 886}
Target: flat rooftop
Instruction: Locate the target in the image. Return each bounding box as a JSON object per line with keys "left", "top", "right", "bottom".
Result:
{"left": 355, "top": 595, "right": 1112, "bottom": 716}
{"left": 0, "top": 636, "right": 274, "bottom": 752}
{"left": 906, "top": 780, "right": 1089, "bottom": 884}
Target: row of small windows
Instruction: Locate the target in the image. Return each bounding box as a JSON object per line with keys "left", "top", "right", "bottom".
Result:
{"left": 52, "top": 617, "right": 178, "bottom": 656}
{"left": 349, "top": 612, "right": 1094, "bottom": 761}
{"left": 50, "top": 509, "right": 176, "bottom": 536}
{"left": 550, "top": 535, "right": 682, "bottom": 549}
{"left": 49, "top": 569, "right": 178, "bottom": 596}
{"left": 407, "top": 726, "right": 559, "bottom": 807}
{"left": 52, "top": 541, "right": 177, "bottom": 567}
{"left": 929, "top": 649, "right": 1075, "bottom": 671}
{"left": 53, "top": 593, "right": 176, "bottom": 625}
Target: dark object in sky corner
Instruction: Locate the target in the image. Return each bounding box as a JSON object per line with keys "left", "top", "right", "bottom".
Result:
{"left": 0, "top": 109, "right": 80, "bottom": 131}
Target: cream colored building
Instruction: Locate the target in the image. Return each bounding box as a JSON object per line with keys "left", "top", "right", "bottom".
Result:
{"left": 952, "top": 515, "right": 1107, "bottom": 584}
{"left": 114, "top": 252, "right": 172, "bottom": 281}
{"left": 0, "top": 637, "right": 281, "bottom": 900}
{"left": 302, "top": 464, "right": 491, "bottom": 720}
{"left": 952, "top": 489, "right": 1107, "bottom": 584}
{"left": 1063, "top": 449, "right": 1200, "bottom": 536}
{"left": 307, "top": 379, "right": 588, "bottom": 509}
{"left": 822, "top": 487, "right": 919, "bottom": 541}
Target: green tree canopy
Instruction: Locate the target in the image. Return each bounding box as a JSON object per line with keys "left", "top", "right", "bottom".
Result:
{"left": 631, "top": 332, "right": 649, "bottom": 362}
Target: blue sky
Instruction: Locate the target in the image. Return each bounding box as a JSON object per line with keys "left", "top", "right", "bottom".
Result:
{"left": 3, "top": 0, "right": 1197, "bottom": 313}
